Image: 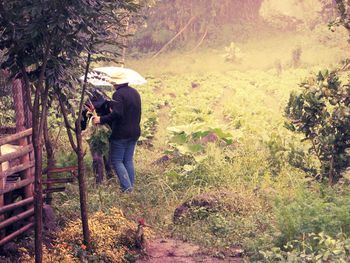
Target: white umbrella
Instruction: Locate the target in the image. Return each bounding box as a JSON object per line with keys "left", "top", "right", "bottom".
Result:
{"left": 80, "top": 66, "right": 147, "bottom": 87}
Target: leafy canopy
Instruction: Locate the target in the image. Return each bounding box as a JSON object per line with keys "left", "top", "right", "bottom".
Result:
{"left": 285, "top": 61, "right": 350, "bottom": 184}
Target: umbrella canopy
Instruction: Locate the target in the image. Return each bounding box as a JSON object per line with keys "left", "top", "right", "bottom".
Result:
{"left": 80, "top": 66, "right": 147, "bottom": 87}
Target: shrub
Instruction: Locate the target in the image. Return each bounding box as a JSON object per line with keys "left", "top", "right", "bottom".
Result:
{"left": 285, "top": 61, "right": 350, "bottom": 184}
{"left": 273, "top": 186, "right": 350, "bottom": 247}
{"left": 20, "top": 207, "right": 154, "bottom": 263}
{"left": 260, "top": 232, "right": 350, "bottom": 262}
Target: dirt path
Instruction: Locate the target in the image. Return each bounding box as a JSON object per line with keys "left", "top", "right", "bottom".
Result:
{"left": 211, "top": 85, "right": 235, "bottom": 125}
{"left": 138, "top": 238, "right": 243, "bottom": 263}
{"left": 144, "top": 81, "right": 244, "bottom": 263}
{"left": 153, "top": 103, "right": 170, "bottom": 153}
{"left": 151, "top": 85, "right": 171, "bottom": 157}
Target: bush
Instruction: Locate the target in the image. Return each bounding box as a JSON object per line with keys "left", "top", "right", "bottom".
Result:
{"left": 273, "top": 186, "right": 350, "bottom": 247}
{"left": 20, "top": 207, "right": 154, "bottom": 263}
{"left": 260, "top": 232, "right": 350, "bottom": 263}
{"left": 285, "top": 61, "right": 350, "bottom": 184}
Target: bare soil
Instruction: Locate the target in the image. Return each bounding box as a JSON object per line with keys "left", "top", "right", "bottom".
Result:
{"left": 138, "top": 237, "right": 243, "bottom": 263}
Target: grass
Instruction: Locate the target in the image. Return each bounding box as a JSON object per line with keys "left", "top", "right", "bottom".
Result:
{"left": 49, "top": 27, "right": 350, "bottom": 261}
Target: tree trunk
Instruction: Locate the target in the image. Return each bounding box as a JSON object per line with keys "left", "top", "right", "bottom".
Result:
{"left": 75, "top": 128, "right": 91, "bottom": 250}
{"left": 58, "top": 52, "right": 92, "bottom": 251}
{"left": 42, "top": 91, "right": 55, "bottom": 174}
{"left": 32, "top": 103, "right": 43, "bottom": 263}
{"left": 32, "top": 32, "right": 53, "bottom": 263}
{"left": 75, "top": 52, "right": 92, "bottom": 251}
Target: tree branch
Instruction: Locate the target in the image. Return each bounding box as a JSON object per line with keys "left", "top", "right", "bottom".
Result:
{"left": 152, "top": 15, "right": 197, "bottom": 59}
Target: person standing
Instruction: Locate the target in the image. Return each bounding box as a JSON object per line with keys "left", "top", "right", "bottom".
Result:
{"left": 93, "top": 73, "right": 141, "bottom": 192}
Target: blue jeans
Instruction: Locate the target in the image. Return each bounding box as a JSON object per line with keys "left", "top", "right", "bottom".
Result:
{"left": 110, "top": 139, "right": 137, "bottom": 192}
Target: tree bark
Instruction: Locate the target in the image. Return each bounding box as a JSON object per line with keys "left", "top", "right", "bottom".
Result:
{"left": 58, "top": 52, "right": 92, "bottom": 251}
{"left": 75, "top": 52, "right": 92, "bottom": 251}
{"left": 42, "top": 90, "right": 55, "bottom": 174}
{"left": 32, "top": 33, "right": 53, "bottom": 263}
{"left": 75, "top": 128, "right": 91, "bottom": 250}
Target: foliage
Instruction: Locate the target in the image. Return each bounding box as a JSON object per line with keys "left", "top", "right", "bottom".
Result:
{"left": 0, "top": 71, "right": 14, "bottom": 126}
{"left": 83, "top": 109, "right": 111, "bottom": 156}
{"left": 285, "top": 62, "right": 350, "bottom": 184}
{"left": 171, "top": 189, "right": 275, "bottom": 255}
{"left": 86, "top": 124, "right": 111, "bottom": 156}
{"left": 273, "top": 185, "right": 350, "bottom": 248}
{"left": 329, "top": 0, "right": 350, "bottom": 41}
{"left": 260, "top": 232, "right": 350, "bottom": 262}
{"left": 19, "top": 207, "right": 154, "bottom": 263}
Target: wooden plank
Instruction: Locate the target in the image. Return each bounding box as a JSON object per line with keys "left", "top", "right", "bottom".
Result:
{"left": 17, "top": 131, "right": 33, "bottom": 201}
{"left": 0, "top": 161, "right": 35, "bottom": 179}
{"left": 43, "top": 187, "right": 65, "bottom": 194}
{"left": 0, "top": 197, "right": 34, "bottom": 215}
{"left": 0, "top": 222, "right": 34, "bottom": 246}
{"left": 0, "top": 128, "right": 32, "bottom": 146}
{"left": 0, "top": 177, "right": 34, "bottom": 195}
{"left": 0, "top": 144, "right": 33, "bottom": 164}
{"left": 0, "top": 207, "right": 34, "bottom": 230}
{"left": 42, "top": 178, "right": 74, "bottom": 184}
{"left": 47, "top": 166, "right": 78, "bottom": 174}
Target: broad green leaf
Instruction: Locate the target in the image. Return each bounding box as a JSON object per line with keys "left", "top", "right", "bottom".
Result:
{"left": 212, "top": 128, "right": 232, "bottom": 139}
{"left": 170, "top": 133, "right": 188, "bottom": 144}
{"left": 187, "top": 144, "right": 203, "bottom": 153}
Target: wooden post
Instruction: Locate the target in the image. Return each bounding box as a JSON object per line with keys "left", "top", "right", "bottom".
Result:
{"left": 46, "top": 171, "right": 53, "bottom": 205}
{"left": 12, "top": 78, "right": 33, "bottom": 201}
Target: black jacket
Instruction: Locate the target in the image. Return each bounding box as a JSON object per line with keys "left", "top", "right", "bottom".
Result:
{"left": 100, "top": 84, "right": 141, "bottom": 140}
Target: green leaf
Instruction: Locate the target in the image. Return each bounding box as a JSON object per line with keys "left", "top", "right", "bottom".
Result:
{"left": 212, "top": 128, "right": 232, "bottom": 139}
{"left": 165, "top": 172, "right": 180, "bottom": 178}
{"left": 170, "top": 133, "right": 188, "bottom": 144}
{"left": 192, "top": 130, "right": 211, "bottom": 140}
{"left": 187, "top": 144, "right": 203, "bottom": 153}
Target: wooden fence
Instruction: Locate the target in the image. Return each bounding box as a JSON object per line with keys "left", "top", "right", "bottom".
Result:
{"left": 0, "top": 128, "right": 34, "bottom": 246}
{"left": 0, "top": 128, "right": 77, "bottom": 246}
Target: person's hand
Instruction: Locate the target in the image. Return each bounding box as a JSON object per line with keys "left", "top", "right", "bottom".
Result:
{"left": 93, "top": 116, "right": 101, "bottom": 124}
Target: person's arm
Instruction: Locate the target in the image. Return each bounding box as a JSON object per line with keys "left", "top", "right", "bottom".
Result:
{"left": 96, "top": 96, "right": 123, "bottom": 124}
